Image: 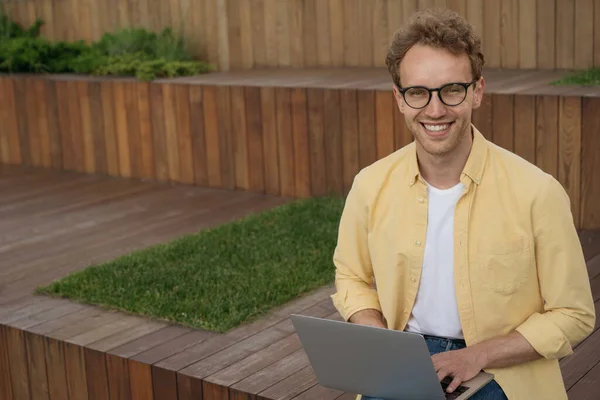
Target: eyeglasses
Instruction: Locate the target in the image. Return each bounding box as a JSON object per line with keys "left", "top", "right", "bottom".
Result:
{"left": 396, "top": 79, "right": 478, "bottom": 109}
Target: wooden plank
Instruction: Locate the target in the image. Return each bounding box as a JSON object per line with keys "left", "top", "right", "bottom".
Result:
{"left": 276, "top": 0, "right": 291, "bottom": 67}
{"left": 329, "top": 0, "right": 345, "bottom": 66}
{"left": 574, "top": 0, "right": 594, "bottom": 69}
{"left": 291, "top": 88, "right": 311, "bottom": 197}
{"left": 188, "top": 86, "right": 208, "bottom": 187}
{"left": 555, "top": 0, "right": 575, "bottom": 69}
{"left": 257, "top": 365, "right": 317, "bottom": 400}
{"left": 307, "top": 88, "right": 327, "bottom": 196}
{"left": 106, "top": 354, "right": 131, "bottom": 400}
{"left": 376, "top": 90, "right": 395, "bottom": 159}
{"left": 178, "top": 373, "right": 204, "bottom": 400}
{"left": 492, "top": 94, "right": 514, "bottom": 151}
{"left": 128, "top": 360, "right": 153, "bottom": 400}
{"left": 239, "top": 0, "right": 254, "bottom": 68}
{"left": 64, "top": 343, "right": 88, "bottom": 399}
{"left": 13, "top": 77, "right": 32, "bottom": 167}
{"left": 514, "top": 95, "right": 536, "bottom": 164}
{"left": 288, "top": 0, "right": 304, "bottom": 67}
{"left": 100, "top": 81, "right": 120, "bottom": 176}
{"left": 373, "top": 0, "right": 389, "bottom": 67}
{"left": 535, "top": 96, "right": 559, "bottom": 179}
{"left": 78, "top": 81, "right": 96, "bottom": 174}
{"left": 0, "top": 326, "right": 13, "bottom": 400}
{"left": 231, "top": 86, "right": 250, "bottom": 190}
{"left": 5, "top": 326, "right": 30, "bottom": 400}
{"left": 44, "top": 338, "right": 68, "bottom": 400}
{"left": 500, "top": 0, "right": 519, "bottom": 68}
{"left": 276, "top": 87, "right": 296, "bottom": 197}
{"left": 315, "top": 0, "right": 331, "bottom": 66}
{"left": 303, "top": 0, "right": 318, "bottom": 66}
{"left": 580, "top": 97, "right": 600, "bottom": 229}
{"left": 151, "top": 83, "right": 169, "bottom": 182}
{"left": 518, "top": 0, "right": 537, "bottom": 69}
{"left": 108, "top": 325, "right": 192, "bottom": 359}
{"left": 260, "top": 87, "right": 280, "bottom": 195}
{"left": 354, "top": 0, "right": 372, "bottom": 67}
{"left": 472, "top": 93, "right": 493, "bottom": 140}
{"left": 536, "top": 0, "right": 556, "bottom": 69}
{"left": 596, "top": 0, "right": 600, "bottom": 67}
{"left": 344, "top": 0, "right": 360, "bottom": 66}
{"left": 25, "top": 332, "right": 49, "bottom": 400}
{"left": 37, "top": 85, "right": 54, "bottom": 168}
{"left": 0, "top": 79, "right": 12, "bottom": 164}
{"left": 113, "top": 82, "right": 131, "bottom": 178}
{"left": 341, "top": 89, "right": 360, "bottom": 193}
{"left": 217, "top": 86, "right": 236, "bottom": 189}
{"left": 358, "top": 90, "right": 377, "bottom": 169}
{"left": 203, "top": 86, "right": 222, "bottom": 187}
{"left": 84, "top": 348, "right": 110, "bottom": 400}
{"left": 88, "top": 82, "right": 107, "bottom": 175}
{"left": 137, "top": 82, "right": 155, "bottom": 180}
{"left": 24, "top": 78, "right": 42, "bottom": 168}
{"left": 483, "top": 0, "right": 501, "bottom": 67}
{"left": 567, "top": 353, "right": 600, "bottom": 399}
{"left": 226, "top": 0, "right": 242, "bottom": 69}
{"left": 264, "top": 0, "right": 279, "bottom": 67}
{"left": 558, "top": 96, "right": 582, "bottom": 224}
{"left": 151, "top": 365, "right": 178, "bottom": 399}
{"left": 323, "top": 89, "right": 344, "bottom": 196}
{"left": 163, "top": 84, "right": 181, "bottom": 182}
{"left": 175, "top": 84, "right": 195, "bottom": 184}
{"left": 68, "top": 80, "right": 85, "bottom": 172}
{"left": 245, "top": 86, "right": 266, "bottom": 192}
{"left": 205, "top": 334, "right": 302, "bottom": 391}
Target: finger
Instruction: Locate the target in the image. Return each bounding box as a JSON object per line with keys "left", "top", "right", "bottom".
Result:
{"left": 436, "top": 369, "right": 449, "bottom": 382}
{"left": 446, "top": 376, "right": 463, "bottom": 393}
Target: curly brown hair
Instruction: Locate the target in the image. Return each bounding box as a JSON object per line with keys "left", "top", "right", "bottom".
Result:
{"left": 385, "top": 8, "right": 484, "bottom": 87}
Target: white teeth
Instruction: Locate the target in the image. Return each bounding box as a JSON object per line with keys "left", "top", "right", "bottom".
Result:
{"left": 424, "top": 124, "right": 449, "bottom": 132}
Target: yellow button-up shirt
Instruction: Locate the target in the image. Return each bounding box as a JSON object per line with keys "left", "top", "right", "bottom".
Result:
{"left": 331, "top": 126, "right": 595, "bottom": 399}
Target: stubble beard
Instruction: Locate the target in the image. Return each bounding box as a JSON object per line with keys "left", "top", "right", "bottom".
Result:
{"left": 408, "top": 117, "right": 471, "bottom": 158}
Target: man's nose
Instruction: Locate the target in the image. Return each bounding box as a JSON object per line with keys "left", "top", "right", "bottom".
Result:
{"left": 424, "top": 92, "right": 447, "bottom": 118}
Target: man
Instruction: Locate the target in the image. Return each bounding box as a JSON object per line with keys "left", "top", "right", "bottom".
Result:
{"left": 331, "top": 8, "right": 595, "bottom": 400}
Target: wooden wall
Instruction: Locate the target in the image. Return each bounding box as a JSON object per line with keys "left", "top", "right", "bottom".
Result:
{"left": 0, "top": 74, "right": 598, "bottom": 229}
{"left": 1, "top": 0, "right": 600, "bottom": 71}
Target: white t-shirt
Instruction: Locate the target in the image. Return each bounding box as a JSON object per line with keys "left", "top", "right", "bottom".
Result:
{"left": 405, "top": 181, "right": 465, "bottom": 339}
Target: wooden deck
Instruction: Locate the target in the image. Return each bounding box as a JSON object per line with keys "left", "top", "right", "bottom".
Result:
{"left": 0, "top": 166, "right": 599, "bottom": 400}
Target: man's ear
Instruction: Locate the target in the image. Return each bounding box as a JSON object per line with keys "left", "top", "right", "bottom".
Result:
{"left": 393, "top": 85, "right": 405, "bottom": 114}
{"left": 472, "top": 77, "right": 485, "bottom": 109}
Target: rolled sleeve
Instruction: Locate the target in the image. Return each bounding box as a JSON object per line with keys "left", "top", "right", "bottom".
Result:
{"left": 331, "top": 173, "right": 382, "bottom": 321}
{"left": 516, "top": 176, "right": 596, "bottom": 359}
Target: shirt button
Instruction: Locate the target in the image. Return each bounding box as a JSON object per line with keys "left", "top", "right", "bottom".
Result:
{"left": 411, "top": 278, "right": 416, "bottom": 283}
{"left": 415, "top": 241, "right": 421, "bottom": 246}
{"left": 418, "top": 197, "right": 424, "bottom": 203}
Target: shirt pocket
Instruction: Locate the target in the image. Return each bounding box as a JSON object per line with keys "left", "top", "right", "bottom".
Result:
{"left": 474, "top": 237, "right": 531, "bottom": 294}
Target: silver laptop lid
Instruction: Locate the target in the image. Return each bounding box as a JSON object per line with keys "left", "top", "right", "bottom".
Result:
{"left": 291, "top": 314, "right": 492, "bottom": 400}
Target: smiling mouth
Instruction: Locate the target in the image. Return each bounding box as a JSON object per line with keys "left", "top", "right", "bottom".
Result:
{"left": 420, "top": 122, "right": 454, "bottom": 135}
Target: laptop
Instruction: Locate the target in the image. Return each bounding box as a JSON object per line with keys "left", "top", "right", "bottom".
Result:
{"left": 291, "top": 314, "right": 494, "bottom": 400}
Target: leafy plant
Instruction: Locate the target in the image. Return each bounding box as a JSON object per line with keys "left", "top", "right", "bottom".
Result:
{"left": 0, "top": 13, "right": 213, "bottom": 80}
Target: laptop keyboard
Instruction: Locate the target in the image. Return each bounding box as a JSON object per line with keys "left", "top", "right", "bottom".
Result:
{"left": 440, "top": 377, "right": 469, "bottom": 400}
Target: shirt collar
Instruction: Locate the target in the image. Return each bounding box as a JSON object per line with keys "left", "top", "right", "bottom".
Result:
{"left": 407, "top": 124, "right": 488, "bottom": 186}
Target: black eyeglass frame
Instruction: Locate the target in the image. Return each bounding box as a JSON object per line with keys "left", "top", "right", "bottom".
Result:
{"left": 395, "top": 78, "right": 479, "bottom": 109}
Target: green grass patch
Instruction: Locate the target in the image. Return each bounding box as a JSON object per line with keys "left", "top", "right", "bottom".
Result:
{"left": 551, "top": 68, "right": 600, "bottom": 86}
{"left": 36, "top": 196, "right": 345, "bottom": 333}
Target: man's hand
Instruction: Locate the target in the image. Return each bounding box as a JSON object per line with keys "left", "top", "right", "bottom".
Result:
{"left": 348, "top": 308, "right": 386, "bottom": 328}
{"left": 433, "top": 331, "right": 541, "bottom": 393}
{"left": 432, "top": 347, "right": 487, "bottom": 393}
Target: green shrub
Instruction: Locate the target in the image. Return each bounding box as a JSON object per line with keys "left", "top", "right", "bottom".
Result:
{"left": 0, "top": 13, "right": 214, "bottom": 80}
